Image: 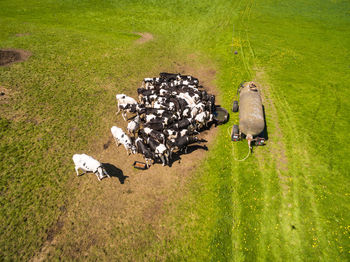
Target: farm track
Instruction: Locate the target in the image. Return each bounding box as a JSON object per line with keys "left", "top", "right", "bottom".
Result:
{"left": 232, "top": 0, "right": 330, "bottom": 259}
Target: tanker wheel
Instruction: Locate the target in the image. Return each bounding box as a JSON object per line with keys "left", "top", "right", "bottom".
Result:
{"left": 231, "top": 125, "right": 240, "bottom": 141}
{"left": 232, "top": 101, "right": 239, "bottom": 112}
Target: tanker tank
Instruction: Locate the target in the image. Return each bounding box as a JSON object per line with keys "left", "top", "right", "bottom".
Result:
{"left": 238, "top": 82, "right": 265, "bottom": 137}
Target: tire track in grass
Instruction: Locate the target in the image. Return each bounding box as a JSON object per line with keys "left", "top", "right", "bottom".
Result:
{"left": 326, "top": 87, "right": 340, "bottom": 171}
{"left": 291, "top": 86, "right": 341, "bottom": 259}
{"left": 228, "top": 1, "right": 245, "bottom": 260}
{"left": 208, "top": 134, "right": 234, "bottom": 261}
{"left": 268, "top": 85, "right": 329, "bottom": 258}
{"left": 254, "top": 69, "right": 302, "bottom": 260}
{"left": 230, "top": 1, "right": 267, "bottom": 260}
{"left": 237, "top": 0, "right": 253, "bottom": 80}
{"left": 275, "top": 94, "right": 315, "bottom": 256}
{"left": 239, "top": 0, "right": 308, "bottom": 259}
{"left": 295, "top": 78, "right": 344, "bottom": 258}
{"left": 235, "top": 0, "right": 341, "bottom": 259}
{"left": 241, "top": 0, "right": 330, "bottom": 257}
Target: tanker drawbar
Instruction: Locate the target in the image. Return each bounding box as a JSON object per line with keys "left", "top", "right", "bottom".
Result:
{"left": 231, "top": 81, "right": 266, "bottom": 158}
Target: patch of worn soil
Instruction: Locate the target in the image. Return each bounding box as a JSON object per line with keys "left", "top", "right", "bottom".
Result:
{"left": 32, "top": 63, "right": 219, "bottom": 261}
{"left": 0, "top": 86, "right": 10, "bottom": 102}
{"left": 134, "top": 32, "right": 154, "bottom": 44}
{"left": 0, "top": 49, "right": 31, "bottom": 66}
{"left": 15, "top": 33, "right": 31, "bottom": 37}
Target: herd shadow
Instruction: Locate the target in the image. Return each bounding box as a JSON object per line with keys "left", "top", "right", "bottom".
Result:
{"left": 166, "top": 144, "right": 209, "bottom": 167}
{"left": 102, "top": 163, "right": 128, "bottom": 184}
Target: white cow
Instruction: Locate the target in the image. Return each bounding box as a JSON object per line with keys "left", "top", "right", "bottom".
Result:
{"left": 155, "top": 143, "right": 169, "bottom": 166}
{"left": 111, "top": 126, "right": 136, "bottom": 155}
{"left": 116, "top": 94, "right": 138, "bottom": 117}
{"left": 72, "top": 154, "right": 109, "bottom": 181}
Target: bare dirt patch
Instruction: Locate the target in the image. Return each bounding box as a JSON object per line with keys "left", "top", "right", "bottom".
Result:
{"left": 134, "top": 32, "right": 154, "bottom": 44}
{"left": 15, "top": 33, "right": 31, "bottom": 37}
{"left": 0, "top": 86, "right": 10, "bottom": 103}
{"left": 0, "top": 49, "right": 31, "bottom": 66}
{"left": 32, "top": 63, "right": 219, "bottom": 260}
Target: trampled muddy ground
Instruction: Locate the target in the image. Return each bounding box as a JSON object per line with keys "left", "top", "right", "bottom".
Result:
{"left": 0, "top": 49, "right": 31, "bottom": 66}
{"left": 33, "top": 64, "right": 220, "bottom": 260}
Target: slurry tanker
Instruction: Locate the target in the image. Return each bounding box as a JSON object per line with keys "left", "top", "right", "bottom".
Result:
{"left": 231, "top": 81, "right": 266, "bottom": 153}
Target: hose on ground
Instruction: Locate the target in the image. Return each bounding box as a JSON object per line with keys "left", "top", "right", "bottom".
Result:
{"left": 227, "top": 126, "right": 251, "bottom": 161}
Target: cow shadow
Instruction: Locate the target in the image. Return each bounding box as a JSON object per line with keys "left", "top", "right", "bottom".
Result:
{"left": 167, "top": 153, "right": 181, "bottom": 167}
{"left": 102, "top": 163, "right": 128, "bottom": 184}
{"left": 168, "top": 144, "right": 208, "bottom": 167}
{"left": 185, "top": 144, "right": 208, "bottom": 154}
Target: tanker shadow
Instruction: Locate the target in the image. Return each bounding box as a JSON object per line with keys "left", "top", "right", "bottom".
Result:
{"left": 258, "top": 105, "right": 269, "bottom": 141}
{"left": 102, "top": 163, "right": 128, "bottom": 184}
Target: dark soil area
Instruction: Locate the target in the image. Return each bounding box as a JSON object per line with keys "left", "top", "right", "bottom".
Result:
{"left": 0, "top": 49, "right": 31, "bottom": 66}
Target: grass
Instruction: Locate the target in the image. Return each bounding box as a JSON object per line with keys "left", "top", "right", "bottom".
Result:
{"left": 0, "top": 0, "right": 349, "bottom": 260}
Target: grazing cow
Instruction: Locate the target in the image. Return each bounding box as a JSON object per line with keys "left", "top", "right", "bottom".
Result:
{"left": 116, "top": 94, "right": 137, "bottom": 115}
{"left": 182, "top": 107, "right": 191, "bottom": 118}
{"left": 168, "top": 97, "right": 180, "bottom": 112}
{"left": 72, "top": 154, "right": 109, "bottom": 181}
{"left": 188, "top": 102, "right": 206, "bottom": 118}
{"left": 153, "top": 101, "right": 168, "bottom": 109}
{"left": 178, "top": 128, "right": 199, "bottom": 137}
{"left": 135, "top": 137, "right": 154, "bottom": 168}
{"left": 177, "top": 92, "right": 196, "bottom": 107}
{"left": 149, "top": 115, "right": 173, "bottom": 126}
{"left": 143, "top": 127, "right": 166, "bottom": 144}
{"left": 111, "top": 126, "right": 136, "bottom": 155}
{"left": 143, "top": 77, "right": 161, "bottom": 84}
{"left": 164, "top": 128, "right": 178, "bottom": 140}
{"left": 207, "top": 94, "right": 216, "bottom": 113}
{"left": 169, "top": 118, "right": 193, "bottom": 131}
{"left": 159, "top": 89, "right": 170, "bottom": 96}
{"left": 159, "top": 72, "right": 179, "bottom": 82}
{"left": 167, "top": 101, "right": 176, "bottom": 111}
{"left": 119, "top": 103, "right": 143, "bottom": 121}
{"left": 147, "top": 137, "right": 169, "bottom": 166}
{"left": 176, "top": 74, "right": 199, "bottom": 85}
{"left": 167, "top": 136, "right": 207, "bottom": 157}
{"left": 127, "top": 115, "right": 141, "bottom": 136}
{"left": 145, "top": 114, "right": 157, "bottom": 123}
{"left": 144, "top": 122, "right": 165, "bottom": 131}
{"left": 195, "top": 111, "right": 214, "bottom": 129}
{"left": 137, "top": 88, "right": 155, "bottom": 104}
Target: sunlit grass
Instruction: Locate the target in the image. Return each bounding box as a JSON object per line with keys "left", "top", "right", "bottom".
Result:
{"left": 0, "top": 0, "right": 349, "bottom": 260}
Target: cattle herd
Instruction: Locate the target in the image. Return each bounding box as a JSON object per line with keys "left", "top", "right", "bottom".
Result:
{"left": 73, "top": 72, "right": 221, "bottom": 181}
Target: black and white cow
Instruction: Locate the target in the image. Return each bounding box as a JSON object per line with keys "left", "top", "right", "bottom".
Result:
{"left": 72, "top": 154, "right": 110, "bottom": 181}
{"left": 135, "top": 137, "right": 154, "bottom": 168}
{"left": 167, "top": 136, "right": 207, "bottom": 157}
{"left": 146, "top": 137, "right": 169, "bottom": 166}
{"left": 143, "top": 127, "right": 166, "bottom": 144}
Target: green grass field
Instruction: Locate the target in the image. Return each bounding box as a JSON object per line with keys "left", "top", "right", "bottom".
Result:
{"left": 0, "top": 0, "right": 349, "bottom": 260}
